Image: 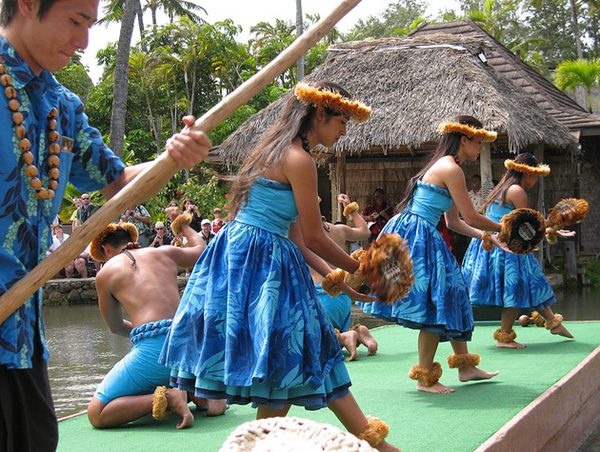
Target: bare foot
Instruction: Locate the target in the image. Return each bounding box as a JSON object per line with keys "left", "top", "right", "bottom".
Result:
{"left": 355, "top": 325, "right": 378, "bottom": 356}
{"left": 339, "top": 331, "right": 360, "bottom": 362}
{"left": 416, "top": 381, "right": 454, "bottom": 394}
{"left": 496, "top": 340, "right": 526, "bottom": 349}
{"left": 458, "top": 366, "right": 499, "bottom": 383}
{"left": 375, "top": 440, "right": 403, "bottom": 452}
{"left": 167, "top": 388, "right": 194, "bottom": 429}
{"left": 205, "top": 399, "right": 227, "bottom": 416}
{"left": 188, "top": 393, "right": 208, "bottom": 411}
{"left": 551, "top": 324, "right": 574, "bottom": 339}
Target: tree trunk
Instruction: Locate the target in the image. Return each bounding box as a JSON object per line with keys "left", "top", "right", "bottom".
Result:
{"left": 136, "top": 0, "right": 146, "bottom": 47}
{"left": 569, "top": 0, "right": 583, "bottom": 59}
{"left": 109, "top": 0, "right": 137, "bottom": 158}
{"left": 296, "top": 0, "right": 304, "bottom": 81}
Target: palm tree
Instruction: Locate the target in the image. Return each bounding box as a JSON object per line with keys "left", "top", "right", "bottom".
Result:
{"left": 467, "top": 0, "right": 516, "bottom": 41}
{"left": 128, "top": 51, "right": 163, "bottom": 150}
{"left": 250, "top": 19, "right": 297, "bottom": 87}
{"left": 102, "top": 0, "right": 208, "bottom": 156}
{"left": 555, "top": 58, "right": 600, "bottom": 112}
{"left": 109, "top": 0, "right": 137, "bottom": 158}
{"left": 296, "top": 0, "right": 305, "bottom": 80}
{"left": 143, "top": 0, "right": 206, "bottom": 26}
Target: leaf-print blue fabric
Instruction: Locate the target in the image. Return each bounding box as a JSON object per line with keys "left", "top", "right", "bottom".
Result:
{"left": 462, "top": 201, "right": 556, "bottom": 311}
{"left": 160, "top": 178, "right": 351, "bottom": 409}
{"left": 358, "top": 181, "right": 474, "bottom": 342}
{"left": 0, "top": 38, "right": 125, "bottom": 368}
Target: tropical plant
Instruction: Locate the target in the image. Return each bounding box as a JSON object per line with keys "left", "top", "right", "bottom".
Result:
{"left": 54, "top": 53, "right": 94, "bottom": 102}
{"left": 555, "top": 58, "right": 600, "bottom": 111}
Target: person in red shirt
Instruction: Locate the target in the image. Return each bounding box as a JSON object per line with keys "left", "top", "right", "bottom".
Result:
{"left": 210, "top": 208, "right": 224, "bottom": 233}
{"left": 360, "top": 188, "right": 392, "bottom": 242}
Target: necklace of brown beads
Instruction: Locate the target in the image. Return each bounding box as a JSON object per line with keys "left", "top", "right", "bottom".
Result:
{"left": 0, "top": 56, "right": 60, "bottom": 199}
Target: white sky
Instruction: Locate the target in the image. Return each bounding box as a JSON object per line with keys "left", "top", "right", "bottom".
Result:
{"left": 82, "top": 0, "right": 460, "bottom": 82}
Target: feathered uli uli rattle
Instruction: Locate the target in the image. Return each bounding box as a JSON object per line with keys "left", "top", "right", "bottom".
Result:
{"left": 545, "top": 198, "right": 589, "bottom": 244}
{"left": 322, "top": 233, "right": 414, "bottom": 304}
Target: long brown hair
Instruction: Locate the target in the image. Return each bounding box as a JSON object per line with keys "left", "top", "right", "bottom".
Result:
{"left": 226, "top": 81, "right": 352, "bottom": 221}
{"left": 395, "top": 115, "right": 484, "bottom": 214}
{"left": 480, "top": 152, "right": 538, "bottom": 212}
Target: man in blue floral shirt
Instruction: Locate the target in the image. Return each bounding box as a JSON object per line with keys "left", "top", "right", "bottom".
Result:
{"left": 0, "top": 0, "right": 212, "bottom": 449}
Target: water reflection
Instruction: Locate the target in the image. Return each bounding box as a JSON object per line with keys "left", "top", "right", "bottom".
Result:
{"left": 44, "top": 286, "right": 600, "bottom": 420}
{"left": 44, "top": 305, "right": 131, "bottom": 419}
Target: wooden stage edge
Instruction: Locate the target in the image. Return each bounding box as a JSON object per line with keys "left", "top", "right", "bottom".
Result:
{"left": 476, "top": 344, "right": 600, "bottom": 452}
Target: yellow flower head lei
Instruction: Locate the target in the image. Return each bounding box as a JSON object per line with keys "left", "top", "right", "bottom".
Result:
{"left": 438, "top": 121, "right": 498, "bottom": 142}
{"left": 294, "top": 82, "right": 372, "bottom": 123}
{"left": 89, "top": 222, "right": 139, "bottom": 262}
{"left": 504, "top": 159, "right": 550, "bottom": 176}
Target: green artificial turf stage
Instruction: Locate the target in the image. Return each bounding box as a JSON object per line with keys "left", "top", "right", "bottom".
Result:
{"left": 57, "top": 321, "right": 600, "bottom": 452}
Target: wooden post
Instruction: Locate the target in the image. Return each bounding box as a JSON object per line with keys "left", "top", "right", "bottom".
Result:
{"left": 533, "top": 144, "right": 545, "bottom": 266}
{"left": 479, "top": 143, "right": 493, "bottom": 199}
{"left": 336, "top": 151, "right": 347, "bottom": 222}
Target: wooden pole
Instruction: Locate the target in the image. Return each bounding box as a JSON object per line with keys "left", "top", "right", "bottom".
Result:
{"left": 479, "top": 143, "right": 493, "bottom": 199}
{"left": 0, "top": 0, "right": 363, "bottom": 324}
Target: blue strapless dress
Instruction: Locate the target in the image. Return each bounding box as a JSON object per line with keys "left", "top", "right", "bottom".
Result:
{"left": 462, "top": 201, "right": 556, "bottom": 311}
{"left": 159, "top": 178, "right": 350, "bottom": 409}
{"left": 358, "top": 181, "right": 473, "bottom": 342}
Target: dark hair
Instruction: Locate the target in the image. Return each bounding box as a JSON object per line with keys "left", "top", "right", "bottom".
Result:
{"left": 102, "top": 229, "right": 133, "bottom": 248}
{"left": 226, "top": 80, "right": 352, "bottom": 220}
{"left": 480, "top": 152, "right": 537, "bottom": 212}
{"left": 395, "top": 115, "right": 483, "bottom": 214}
{"left": 0, "top": 0, "right": 60, "bottom": 26}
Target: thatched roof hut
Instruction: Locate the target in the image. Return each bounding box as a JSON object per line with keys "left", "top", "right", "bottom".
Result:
{"left": 216, "top": 33, "right": 578, "bottom": 166}
{"left": 410, "top": 19, "right": 600, "bottom": 140}
{"left": 214, "top": 26, "right": 600, "bottom": 254}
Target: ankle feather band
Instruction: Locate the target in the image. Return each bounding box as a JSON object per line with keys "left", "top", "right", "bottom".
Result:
{"left": 544, "top": 313, "right": 564, "bottom": 330}
{"left": 493, "top": 328, "right": 517, "bottom": 343}
{"left": 447, "top": 353, "right": 481, "bottom": 369}
{"left": 408, "top": 362, "right": 442, "bottom": 387}
{"left": 152, "top": 386, "right": 170, "bottom": 420}
{"left": 531, "top": 311, "right": 546, "bottom": 327}
{"left": 358, "top": 415, "right": 390, "bottom": 447}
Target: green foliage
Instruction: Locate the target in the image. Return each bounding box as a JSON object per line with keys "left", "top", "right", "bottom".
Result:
{"left": 555, "top": 58, "right": 600, "bottom": 90}
{"left": 555, "top": 58, "right": 600, "bottom": 111}
{"left": 350, "top": 0, "right": 429, "bottom": 39}
{"left": 148, "top": 164, "right": 231, "bottom": 222}
{"left": 54, "top": 59, "right": 93, "bottom": 102}
{"left": 582, "top": 257, "right": 600, "bottom": 287}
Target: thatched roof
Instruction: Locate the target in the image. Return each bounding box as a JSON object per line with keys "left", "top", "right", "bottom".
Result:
{"left": 216, "top": 32, "right": 579, "bottom": 166}
{"left": 411, "top": 19, "right": 600, "bottom": 135}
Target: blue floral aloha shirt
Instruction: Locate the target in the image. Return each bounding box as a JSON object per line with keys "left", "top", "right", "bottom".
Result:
{"left": 0, "top": 37, "right": 126, "bottom": 369}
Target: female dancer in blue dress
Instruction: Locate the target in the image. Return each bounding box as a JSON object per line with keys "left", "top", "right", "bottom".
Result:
{"left": 361, "top": 116, "right": 504, "bottom": 394}
{"left": 461, "top": 152, "right": 574, "bottom": 348}
{"left": 159, "top": 81, "right": 400, "bottom": 451}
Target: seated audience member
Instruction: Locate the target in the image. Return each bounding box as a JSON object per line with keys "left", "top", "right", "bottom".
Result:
{"left": 211, "top": 208, "right": 224, "bottom": 233}
{"left": 200, "top": 219, "right": 215, "bottom": 245}
{"left": 65, "top": 244, "right": 91, "bottom": 278}
{"left": 149, "top": 221, "right": 173, "bottom": 248}
{"left": 116, "top": 205, "right": 153, "bottom": 247}
{"left": 182, "top": 199, "right": 202, "bottom": 232}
